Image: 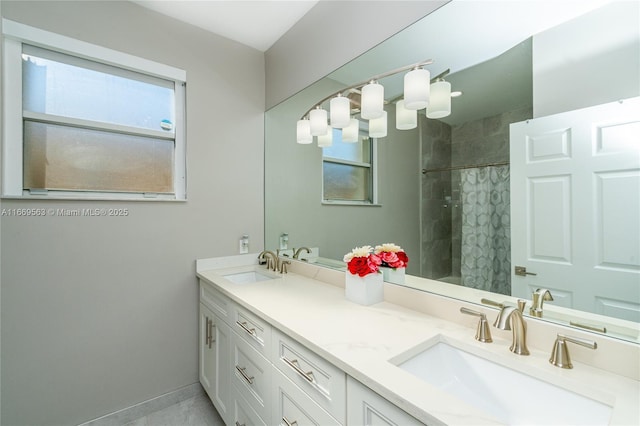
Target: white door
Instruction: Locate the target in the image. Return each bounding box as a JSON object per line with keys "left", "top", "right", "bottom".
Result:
{"left": 510, "top": 97, "right": 640, "bottom": 322}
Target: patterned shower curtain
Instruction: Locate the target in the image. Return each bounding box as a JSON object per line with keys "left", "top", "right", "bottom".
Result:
{"left": 460, "top": 165, "right": 511, "bottom": 295}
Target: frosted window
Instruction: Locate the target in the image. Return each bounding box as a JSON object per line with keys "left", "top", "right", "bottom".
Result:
{"left": 323, "top": 162, "right": 369, "bottom": 201}
{"left": 24, "top": 121, "right": 174, "bottom": 193}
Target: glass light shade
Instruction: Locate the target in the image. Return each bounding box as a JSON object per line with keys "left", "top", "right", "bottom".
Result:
{"left": 342, "top": 118, "right": 359, "bottom": 143}
{"left": 296, "top": 119, "right": 312, "bottom": 144}
{"left": 330, "top": 95, "right": 350, "bottom": 128}
{"left": 403, "top": 68, "right": 430, "bottom": 110}
{"left": 361, "top": 82, "right": 384, "bottom": 120}
{"left": 317, "top": 129, "right": 333, "bottom": 147}
{"left": 369, "top": 111, "right": 387, "bottom": 138}
{"left": 395, "top": 100, "right": 417, "bottom": 130}
{"left": 427, "top": 80, "right": 452, "bottom": 119}
{"left": 309, "top": 107, "right": 328, "bottom": 136}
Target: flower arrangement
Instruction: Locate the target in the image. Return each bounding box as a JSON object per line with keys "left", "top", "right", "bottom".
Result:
{"left": 343, "top": 245, "right": 381, "bottom": 277}
{"left": 374, "top": 243, "right": 409, "bottom": 269}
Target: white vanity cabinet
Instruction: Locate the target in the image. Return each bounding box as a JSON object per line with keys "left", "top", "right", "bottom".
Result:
{"left": 347, "top": 377, "right": 423, "bottom": 425}
{"left": 199, "top": 278, "right": 422, "bottom": 426}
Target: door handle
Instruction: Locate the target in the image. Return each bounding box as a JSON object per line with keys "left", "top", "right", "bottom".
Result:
{"left": 515, "top": 266, "right": 537, "bottom": 276}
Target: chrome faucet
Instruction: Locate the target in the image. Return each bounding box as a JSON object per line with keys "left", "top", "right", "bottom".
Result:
{"left": 293, "top": 247, "right": 311, "bottom": 260}
{"left": 530, "top": 288, "right": 554, "bottom": 317}
{"left": 493, "top": 306, "right": 530, "bottom": 355}
{"left": 258, "top": 250, "right": 278, "bottom": 271}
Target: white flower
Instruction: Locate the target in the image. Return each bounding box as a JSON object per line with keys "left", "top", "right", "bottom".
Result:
{"left": 343, "top": 245, "right": 373, "bottom": 262}
{"left": 374, "top": 243, "right": 402, "bottom": 254}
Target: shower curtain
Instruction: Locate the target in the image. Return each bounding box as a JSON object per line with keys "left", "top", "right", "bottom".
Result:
{"left": 460, "top": 165, "right": 511, "bottom": 295}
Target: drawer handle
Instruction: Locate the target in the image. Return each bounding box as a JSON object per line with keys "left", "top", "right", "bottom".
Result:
{"left": 282, "top": 357, "right": 315, "bottom": 383}
{"left": 235, "top": 365, "right": 254, "bottom": 385}
{"left": 207, "top": 318, "right": 215, "bottom": 348}
{"left": 235, "top": 422, "right": 245, "bottom": 426}
{"left": 282, "top": 356, "right": 330, "bottom": 399}
{"left": 282, "top": 417, "right": 298, "bottom": 426}
{"left": 236, "top": 320, "right": 265, "bottom": 346}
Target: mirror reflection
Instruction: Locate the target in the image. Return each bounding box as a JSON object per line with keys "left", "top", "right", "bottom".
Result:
{"left": 265, "top": 1, "right": 640, "bottom": 342}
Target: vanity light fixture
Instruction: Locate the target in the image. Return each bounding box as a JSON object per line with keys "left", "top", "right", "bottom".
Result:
{"left": 317, "top": 128, "right": 333, "bottom": 147}
{"left": 342, "top": 118, "right": 360, "bottom": 142}
{"left": 297, "top": 59, "right": 460, "bottom": 146}
{"left": 309, "top": 106, "right": 328, "bottom": 136}
{"left": 296, "top": 117, "right": 312, "bottom": 144}
{"left": 361, "top": 80, "right": 385, "bottom": 120}
{"left": 395, "top": 99, "right": 417, "bottom": 130}
{"left": 427, "top": 78, "right": 452, "bottom": 119}
{"left": 369, "top": 111, "right": 388, "bottom": 138}
{"left": 403, "top": 67, "right": 430, "bottom": 110}
{"left": 330, "top": 94, "right": 350, "bottom": 128}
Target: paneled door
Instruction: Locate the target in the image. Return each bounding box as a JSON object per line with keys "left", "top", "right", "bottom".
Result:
{"left": 510, "top": 97, "right": 640, "bottom": 322}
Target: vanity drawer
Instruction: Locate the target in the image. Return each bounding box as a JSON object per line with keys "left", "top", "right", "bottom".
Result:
{"left": 272, "top": 368, "right": 341, "bottom": 426}
{"left": 232, "top": 331, "right": 272, "bottom": 421}
{"left": 200, "top": 280, "right": 234, "bottom": 325}
{"left": 233, "top": 303, "right": 272, "bottom": 357}
{"left": 272, "top": 328, "right": 346, "bottom": 423}
{"left": 232, "top": 384, "right": 267, "bottom": 426}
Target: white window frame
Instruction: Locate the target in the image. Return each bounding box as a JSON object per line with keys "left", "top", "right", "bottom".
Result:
{"left": 321, "top": 132, "right": 380, "bottom": 206}
{"left": 1, "top": 19, "right": 187, "bottom": 200}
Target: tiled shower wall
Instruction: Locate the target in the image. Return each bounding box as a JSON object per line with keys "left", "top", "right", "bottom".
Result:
{"left": 420, "top": 107, "right": 532, "bottom": 281}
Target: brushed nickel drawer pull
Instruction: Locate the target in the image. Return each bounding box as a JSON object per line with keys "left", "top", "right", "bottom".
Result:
{"left": 208, "top": 318, "right": 215, "bottom": 348}
{"left": 235, "top": 365, "right": 254, "bottom": 385}
{"left": 205, "top": 316, "right": 210, "bottom": 346}
{"left": 282, "top": 417, "right": 298, "bottom": 426}
{"left": 282, "top": 357, "right": 315, "bottom": 383}
{"left": 236, "top": 320, "right": 256, "bottom": 337}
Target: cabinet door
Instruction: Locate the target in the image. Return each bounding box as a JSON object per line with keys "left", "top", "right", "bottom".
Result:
{"left": 200, "top": 303, "right": 232, "bottom": 425}
{"left": 347, "top": 377, "right": 423, "bottom": 426}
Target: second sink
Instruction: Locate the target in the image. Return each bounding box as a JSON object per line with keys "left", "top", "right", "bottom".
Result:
{"left": 394, "top": 337, "right": 612, "bottom": 425}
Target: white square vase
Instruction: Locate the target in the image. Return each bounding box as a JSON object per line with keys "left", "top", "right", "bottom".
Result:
{"left": 380, "top": 267, "right": 405, "bottom": 285}
{"left": 345, "top": 272, "right": 384, "bottom": 305}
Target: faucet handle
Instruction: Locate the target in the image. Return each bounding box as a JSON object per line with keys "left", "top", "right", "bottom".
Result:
{"left": 279, "top": 259, "right": 291, "bottom": 274}
{"left": 460, "top": 307, "right": 493, "bottom": 343}
{"left": 550, "top": 333, "right": 597, "bottom": 369}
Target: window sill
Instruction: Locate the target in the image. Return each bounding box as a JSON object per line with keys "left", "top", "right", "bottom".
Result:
{"left": 2, "top": 195, "right": 187, "bottom": 202}
{"left": 321, "top": 201, "right": 382, "bottom": 207}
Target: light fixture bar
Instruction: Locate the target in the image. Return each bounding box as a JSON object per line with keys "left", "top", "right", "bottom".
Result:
{"left": 299, "top": 58, "right": 434, "bottom": 120}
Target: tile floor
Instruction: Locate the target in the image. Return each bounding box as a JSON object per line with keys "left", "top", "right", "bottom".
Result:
{"left": 123, "top": 393, "right": 224, "bottom": 426}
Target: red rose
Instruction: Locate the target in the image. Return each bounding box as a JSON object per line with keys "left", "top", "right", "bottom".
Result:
{"left": 348, "top": 256, "right": 371, "bottom": 277}
{"left": 348, "top": 254, "right": 380, "bottom": 277}
{"left": 396, "top": 251, "right": 409, "bottom": 267}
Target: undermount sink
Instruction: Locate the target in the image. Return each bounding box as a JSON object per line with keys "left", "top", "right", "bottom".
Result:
{"left": 395, "top": 339, "right": 612, "bottom": 425}
{"left": 223, "top": 270, "right": 277, "bottom": 284}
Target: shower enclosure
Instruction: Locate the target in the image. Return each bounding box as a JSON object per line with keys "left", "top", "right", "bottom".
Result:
{"left": 419, "top": 107, "right": 531, "bottom": 295}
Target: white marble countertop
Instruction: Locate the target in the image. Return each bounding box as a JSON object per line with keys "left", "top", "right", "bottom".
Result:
{"left": 196, "top": 257, "right": 640, "bottom": 425}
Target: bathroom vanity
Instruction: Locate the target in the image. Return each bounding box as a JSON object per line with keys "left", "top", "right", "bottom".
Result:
{"left": 196, "top": 254, "right": 639, "bottom": 425}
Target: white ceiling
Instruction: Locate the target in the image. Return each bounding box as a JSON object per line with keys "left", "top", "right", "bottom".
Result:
{"left": 132, "top": 0, "right": 319, "bottom": 52}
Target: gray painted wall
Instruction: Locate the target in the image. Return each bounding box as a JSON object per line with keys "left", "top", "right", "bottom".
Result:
{"left": 0, "top": 1, "right": 264, "bottom": 424}
{"left": 264, "top": 0, "right": 448, "bottom": 109}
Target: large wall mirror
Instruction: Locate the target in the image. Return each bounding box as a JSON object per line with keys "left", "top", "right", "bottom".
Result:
{"left": 265, "top": 1, "right": 640, "bottom": 343}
